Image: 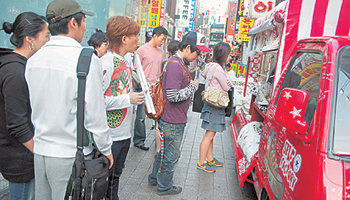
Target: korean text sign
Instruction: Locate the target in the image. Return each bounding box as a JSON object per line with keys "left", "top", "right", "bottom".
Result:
{"left": 238, "top": 17, "right": 254, "bottom": 41}
{"left": 148, "top": 0, "right": 162, "bottom": 28}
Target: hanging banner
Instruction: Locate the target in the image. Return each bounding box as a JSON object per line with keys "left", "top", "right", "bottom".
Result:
{"left": 138, "top": 0, "right": 148, "bottom": 27}
{"left": 248, "top": 0, "right": 275, "bottom": 19}
{"left": 178, "top": 0, "right": 191, "bottom": 27}
{"left": 187, "top": 0, "right": 196, "bottom": 32}
{"left": 148, "top": 0, "right": 161, "bottom": 28}
{"left": 226, "top": 1, "right": 238, "bottom": 42}
{"left": 159, "top": 0, "right": 166, "bottom": 26}
{"left": 238, "top": 17, "right": 254, "bottom": 41}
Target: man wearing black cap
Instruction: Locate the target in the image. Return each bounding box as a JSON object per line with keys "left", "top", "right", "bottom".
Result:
{"left": 148, "top": 31, "right": 210, "bottom": 196}
{"left": 25, "top": 0, "right": 113, "bottom": 199}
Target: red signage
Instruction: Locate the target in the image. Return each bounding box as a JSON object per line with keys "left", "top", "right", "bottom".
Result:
{"left": 226, "top": 2, "right": 238, "bottom": 43}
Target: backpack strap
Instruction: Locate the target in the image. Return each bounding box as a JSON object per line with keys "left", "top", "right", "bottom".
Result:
{"left": 76, "top": 48, "right": 94, "bottom": 149}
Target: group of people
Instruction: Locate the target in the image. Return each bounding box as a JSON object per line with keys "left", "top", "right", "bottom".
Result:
{"left": 0, "top": 0, "right": 234, "bottom": 199}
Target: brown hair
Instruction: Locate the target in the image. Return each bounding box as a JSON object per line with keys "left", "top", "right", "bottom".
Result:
{"left": 106, "top": 16, "right": 140, "bottom": 51}
{"left": 213, "top": 42, "right": 231, "bottom": 67}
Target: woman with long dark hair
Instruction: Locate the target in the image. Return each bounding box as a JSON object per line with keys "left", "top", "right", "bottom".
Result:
{"left": 0, "top": 12, "right": 49, "bottom": 199}
{"left": 197, "top": 42, "right": 232, "bottom": 172}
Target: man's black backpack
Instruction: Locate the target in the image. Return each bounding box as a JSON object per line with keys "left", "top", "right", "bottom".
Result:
{"left": 65, "top": 48, "right": 110, "bottom": 200}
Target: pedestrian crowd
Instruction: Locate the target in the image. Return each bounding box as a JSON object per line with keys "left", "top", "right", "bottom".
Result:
{"left": 0, "top": 0, "right": 234, "bottom": 199}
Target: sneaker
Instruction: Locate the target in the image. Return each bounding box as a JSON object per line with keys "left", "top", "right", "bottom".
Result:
{"left": 157, "top": 186, "right": 182, "bottom": 196}
{"left": 206, "top": 158, "right": 224, "bottom": 167}
{"left": 197, "top": 161, "right": 216, "bottom": 172}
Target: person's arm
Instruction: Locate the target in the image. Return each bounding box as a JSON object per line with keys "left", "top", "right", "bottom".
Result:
{"left": 166, "top": 81, "right": 198, "bottom": 103}
{"left": 3, "top": 64, "right": 34, "bottom": 152}
{"left": 164, "top": 62, "right": 199, "bottom": 103}
{"left": 84, "top": 56, "right": 112, "bottom": 157}
{"left": 216, "top": 67, "right": 231, "bottom": 91}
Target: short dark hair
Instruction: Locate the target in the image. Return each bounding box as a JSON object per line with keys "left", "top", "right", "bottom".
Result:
{"left": 152, "top": 26, "right": 168, "bottom": 37}
{"left": 213, "top": 42, "right": 231, "bottom": 67}
{"left": 2, "top": 12, "right": 47, "bottom": 48}
{"left": 87, "top": 29, "right": 108, "bottom": 48}
{"left": 178, "top": 41, "right": 198, "bottom": 53}
{"left": 46, "top": 12, "right": 84, "bottom": 35}
{"left": 167, "top": 40, "right": 180, "bottom": 56}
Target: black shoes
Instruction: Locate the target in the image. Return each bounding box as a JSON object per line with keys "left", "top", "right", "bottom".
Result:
{"left": 134, "top": 143, "right": 150, "bottom": 151}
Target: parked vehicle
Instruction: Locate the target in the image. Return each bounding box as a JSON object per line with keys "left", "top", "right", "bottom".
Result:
{"left": 230, "top": 0, "right": 350, "bottom": 199}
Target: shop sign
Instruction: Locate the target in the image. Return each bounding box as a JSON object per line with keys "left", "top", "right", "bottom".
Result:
{"left": 226, "top": 1, "right": 238, "bottom": 43}
{"left": 248, "top": 0, "right": 275, "bottom": 19}
{"left": 232, "top": 62, "right": 247, "bottom": 78}
{"left": 238, "top": 17, "right": 254, "bottom": 42}
{"left": 177, "top": 31, "right": 183, "bottom": 41}
{"left": 148, "top": 0, "right": 162, "bottom": 28}
{"left": 159, "top": 0, "right": 166, "bottom": 26}
{"left": 178, "top": 0, "right": 191, "bottom": 27}
{"left": 138, "top": 0, "right": 148, "bottom": 27}
{"left": 187, "top": 0, "right": 196, "bottom": 31}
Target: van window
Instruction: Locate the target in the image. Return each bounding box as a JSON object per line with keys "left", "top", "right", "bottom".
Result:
{"left": 276, "top": 52, "right": 323, "bottom": 127}
{"left": 257, "top": 51, "right": 278, "bottom": 102}
{"left": 332, "top": 47, "right": 350, "bottom": 155}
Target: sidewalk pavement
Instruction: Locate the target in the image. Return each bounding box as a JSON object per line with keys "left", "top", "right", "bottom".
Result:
{"left": 118, "top": 106, "right": 257, "bottom": 200}
{"left": 0, "top": 106, "right": 257, "bottom": 200}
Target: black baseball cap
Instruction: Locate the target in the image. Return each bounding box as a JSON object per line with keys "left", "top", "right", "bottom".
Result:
{"left": 182, "top": 32, "right": 211, "bottom": 52}
{"left": 46, "top": 0, "right": 94, "bottom": 23}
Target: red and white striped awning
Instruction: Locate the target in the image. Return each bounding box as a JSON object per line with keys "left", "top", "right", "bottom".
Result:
{"left": 274, "top": 0, "right": 350, "bottom": 87}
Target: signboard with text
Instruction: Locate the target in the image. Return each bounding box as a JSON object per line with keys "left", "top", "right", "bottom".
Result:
{"left": 226, "top": 1, "right": 238, "bottom": 43}
{"left": 178, "top": 0, "right": 191, "bottom": 27}
{"left": 188, "top": 0, "right": 196, "bottom": 31}
{"left": 159, "top": 0, "right": 166, "bottom": 26}
{"left": 248, "top": 0, "right": 275, "bottom": 19}
{"left": 148, "top": 0, "right": 162, "bottom": 28}
{"left": 238, "top": 17, "right": 254, "bottom": 41}
{"left": 138, "top": 0, "right": 148, "bottom": 27}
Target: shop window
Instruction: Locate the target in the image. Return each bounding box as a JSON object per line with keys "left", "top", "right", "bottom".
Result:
{"left": 276, "top": 51, "right": 323, "bottom": 126}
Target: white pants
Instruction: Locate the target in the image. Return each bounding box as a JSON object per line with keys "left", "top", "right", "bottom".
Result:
{"left": 34, "top": 154, "right": 75, "bottom": 200}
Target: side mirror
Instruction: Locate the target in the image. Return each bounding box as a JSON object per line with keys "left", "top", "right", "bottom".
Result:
{"left": 276, "top": 88, "right": 309, "bottom": 135}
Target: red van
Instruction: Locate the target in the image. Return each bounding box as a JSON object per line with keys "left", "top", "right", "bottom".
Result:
{"left": 231, "top": 37, "right": 350, "bottom": 200}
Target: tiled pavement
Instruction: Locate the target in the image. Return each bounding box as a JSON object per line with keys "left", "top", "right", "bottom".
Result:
{"left": 118, "top": 107, "right": 257, "bottom": 200}
{"left": 0, "top": 106, "right": 257, "bottom": 200}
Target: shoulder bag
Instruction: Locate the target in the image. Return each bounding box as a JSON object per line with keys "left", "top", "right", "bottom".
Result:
{"left": 65, "top": 48, "right": 110, "bottom": 200}
{"left": 201, "top": 65, "right": 230, "bottom": 108}
{"left": 145, "top": 60, "right": 192, "bottom": 119}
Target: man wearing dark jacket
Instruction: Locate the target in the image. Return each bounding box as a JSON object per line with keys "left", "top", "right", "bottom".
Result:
{"left": 0, "top": 48, "right": 35, "bottom": 194}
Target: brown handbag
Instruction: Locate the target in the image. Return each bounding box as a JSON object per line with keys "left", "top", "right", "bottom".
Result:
{"left": 145, "top": 60, "right": 192, "bottom": 119}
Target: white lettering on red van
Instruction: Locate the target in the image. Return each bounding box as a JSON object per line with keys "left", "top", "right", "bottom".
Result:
{"left": 319, "top": 89, "right": 330, "bottom": 101}
{"left": 345, "top": 181, "right": 350, "bottom": 199}
{"left": 279, "top": 140, "right": 299, "bottom": 191}
{"left": 321, "top": 72, "right": 334, "bottom": 82}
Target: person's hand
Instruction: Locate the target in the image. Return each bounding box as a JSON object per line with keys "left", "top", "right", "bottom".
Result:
{"left": 191, "top": 80, "right": 199, "bottom": 87}
{"left": 106, "top": 153, "right": 114, "bottom": 169}
{"left": 147, "top": 87, "right": 153, "bottom": 97}
{"left": 94, "top": 151, "right": 101, "bottom": 158}
{"left": 227, "top": 80, "right": 233, "bottom": 87}
{"left": 129, "top": 92, "right": 144, "bottom": 104}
